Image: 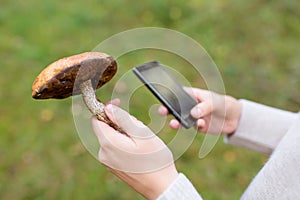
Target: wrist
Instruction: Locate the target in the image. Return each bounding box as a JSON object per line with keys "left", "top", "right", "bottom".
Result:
{"left": 229, "top": 98, "right": 242, "bottom": 134}
{"left": 224, "top": 96, "right": 242, "bottom": 134}
{"left": 145, "top": 166, "right": 179, "bottom": 200}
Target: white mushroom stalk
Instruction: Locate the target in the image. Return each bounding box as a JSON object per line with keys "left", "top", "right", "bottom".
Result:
{"left": 80, "top": 79, "right": 125, "bottom": 133}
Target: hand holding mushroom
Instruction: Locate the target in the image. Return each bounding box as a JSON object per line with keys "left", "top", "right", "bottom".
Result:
{"left": 91, "top": 104, "right": 178, "bottom": 200}
{"left": 32, "top": 52, "right": 124, "bottom": 133}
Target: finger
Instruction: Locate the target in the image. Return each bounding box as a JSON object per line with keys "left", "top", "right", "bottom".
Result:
{"left": 91, "top": 116, "right": 132, "bottom": 146}
{"left": 106, "top": 98, "right": 120, "bottom": 106}
{"left": 91, "top": 116, "right": 117, "bottom": 144}
{"left": 183, "top": 87, "right": 212, "bottom": 103}
{"left": 105, "top": 104, "right": 154, "bottom": 138}
{"left": 169, "top": 119, "right": 181, "bottom": 129}
{"left": 158, "top": 105, "right": 169, "bottom": 116}
{"left": 190, "top": 101, "right": 212, "bottom": 119}
{"left": 183, "top": 87, "right": 201, "bottom": 101}
{"left": 196, "top": 119, "right": 206, "bottom": 131}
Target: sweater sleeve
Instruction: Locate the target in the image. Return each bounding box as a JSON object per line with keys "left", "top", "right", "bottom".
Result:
{"left": 157, "top": 173, "right": 203, "bottom": 200}
{"left": 241, "top": 115, "right": 300, "bottom": 199}
{"left": 225, "top": 99, "right": 298, "bottom": 154}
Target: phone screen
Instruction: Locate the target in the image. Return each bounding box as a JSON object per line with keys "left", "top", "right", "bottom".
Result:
{"left": 133, "top": 61, "right": 197, "bottom": 128}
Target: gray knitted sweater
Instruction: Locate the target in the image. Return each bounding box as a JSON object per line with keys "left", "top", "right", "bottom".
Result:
{"left": 158, "top": 99, "right": 300, "bottom": 199}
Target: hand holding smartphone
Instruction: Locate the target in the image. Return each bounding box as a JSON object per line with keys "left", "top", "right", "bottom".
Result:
{"left": 133, "top": 61, "right": 197, "bottom": 129}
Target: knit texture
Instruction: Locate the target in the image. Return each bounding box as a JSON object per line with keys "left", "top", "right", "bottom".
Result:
{"left": 157, "top": 173, "right": 202, "bottom": 200}
{"left": 241, "top": 119, "right": 300, "bottom": 199}
{"left": 226, "top": 99, "right": 297, "bottom": 154}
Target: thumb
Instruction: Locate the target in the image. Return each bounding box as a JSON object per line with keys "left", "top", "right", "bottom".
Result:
{"left": 105, "top": 104, "right": 154, "bottom": 139}
{"left": 183, "top": 87, "right": 202, "bottom": 102}
{"left": 190, "top": 101, "right": 212, "bottom": 119}
{"left": 91, "top": 116, "right": 134, "bottom": 147}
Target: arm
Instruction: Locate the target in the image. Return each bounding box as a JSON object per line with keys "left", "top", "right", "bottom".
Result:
{"left": 225, "top": 99, "right": 298, "bottom": 154}
{"left": 240, "top": 116, "right": 300, "bottom": 199}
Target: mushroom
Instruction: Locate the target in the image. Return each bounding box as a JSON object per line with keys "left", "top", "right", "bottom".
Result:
{"left": 32, "top": 52, "right": 125, "bottom": 133}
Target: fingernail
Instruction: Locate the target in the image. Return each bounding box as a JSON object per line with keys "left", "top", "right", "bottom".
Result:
{"left": 191, "top": 107, "right": 201, "bottom": 118}
{"left": 158, "top": 106, "right": 166, "bottom": 115}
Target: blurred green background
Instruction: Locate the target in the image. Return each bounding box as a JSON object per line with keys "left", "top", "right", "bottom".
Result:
{"left": 1, "top": 0, "right": 299, "bottom": 199}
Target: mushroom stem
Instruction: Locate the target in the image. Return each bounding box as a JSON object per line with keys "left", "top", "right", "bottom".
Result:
{"left": 80, "top": 80, "right": 125, "bottom": 134}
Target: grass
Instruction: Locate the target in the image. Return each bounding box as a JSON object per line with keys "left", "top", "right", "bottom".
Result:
{"left": 0, "top": 0, "right": 299, "bottom": 199}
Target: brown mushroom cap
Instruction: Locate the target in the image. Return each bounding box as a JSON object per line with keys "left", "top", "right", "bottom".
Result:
{"left": 32, "top": 52, "right": 117, "bottom": 99}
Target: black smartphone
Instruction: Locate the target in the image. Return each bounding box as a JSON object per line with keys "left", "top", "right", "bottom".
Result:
{"left": 132, "top": 61, "right": 197, "bottom": 129}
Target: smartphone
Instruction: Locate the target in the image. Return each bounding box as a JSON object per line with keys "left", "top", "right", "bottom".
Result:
{"left": 132, "top": 61, "right": 197, "bottom": 129}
